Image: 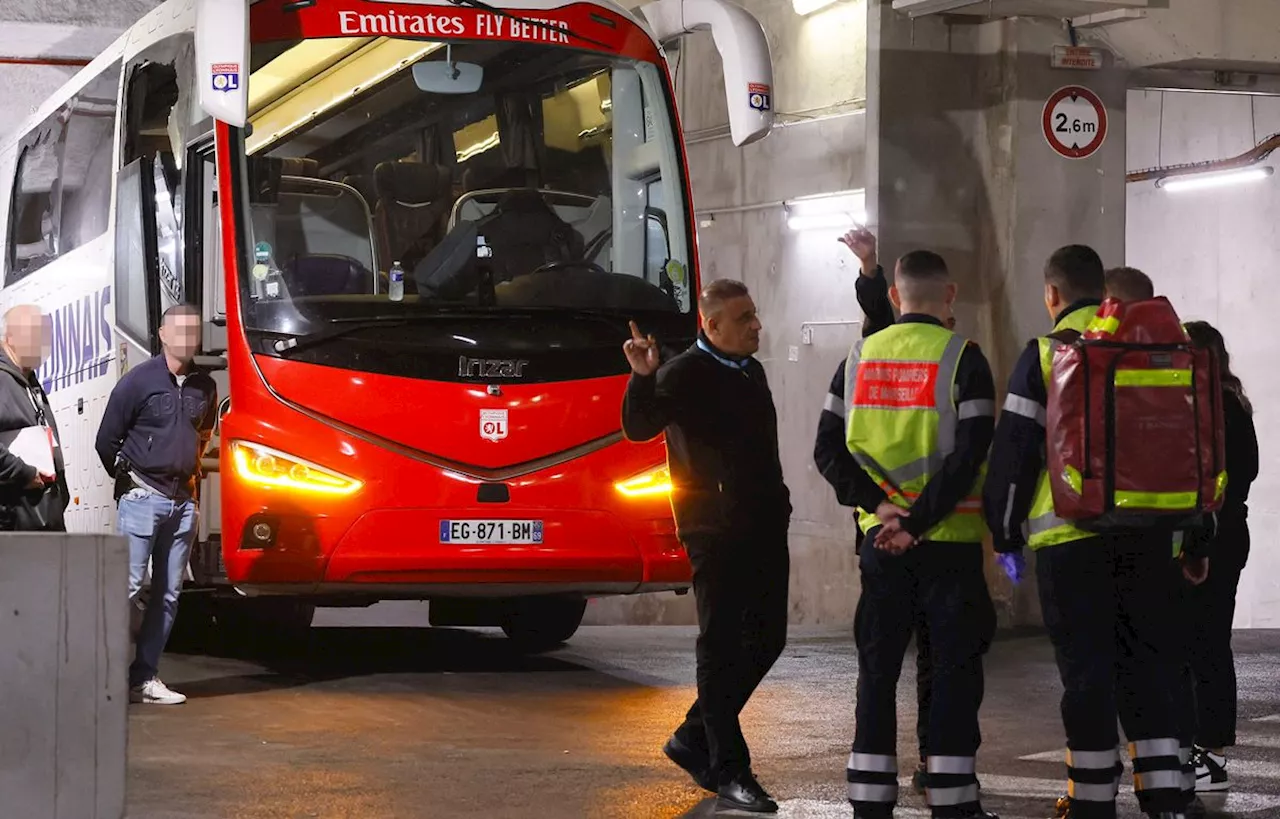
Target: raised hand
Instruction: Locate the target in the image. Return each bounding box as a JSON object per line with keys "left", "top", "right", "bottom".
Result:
{"left": 839, "top": 228, "right": 878, "bottom": 273}
{"left": 623, "top": 320, "right": 660, "bottom": 376}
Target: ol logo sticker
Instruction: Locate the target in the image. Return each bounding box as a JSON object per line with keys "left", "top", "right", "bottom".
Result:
{"left": 480, "top": 408, "right": 509, "bottom": 442}
{"left": 212, "top": 63, "right": 241, "bottom": 93}
{"left": 748, "top": 83, "right": 771, "bottom": 112}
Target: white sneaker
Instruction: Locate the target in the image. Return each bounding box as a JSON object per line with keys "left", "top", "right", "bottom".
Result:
{"left": 1193, "top": 747, "right": 1229, "bottom": 792}
{"left": 130, "top": 678, "right": 187, "bottom": 705}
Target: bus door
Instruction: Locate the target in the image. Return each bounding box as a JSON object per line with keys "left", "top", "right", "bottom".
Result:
{"left": 191, "top": 143, "right": 228, "bottom": 582}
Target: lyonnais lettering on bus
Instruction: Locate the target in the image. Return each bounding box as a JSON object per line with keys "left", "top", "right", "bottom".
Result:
{"left": 38, "top": 285, "right": 113, "bottom": 395}
{"left": 337, "top": 9, "right": 570, "bottom": 42}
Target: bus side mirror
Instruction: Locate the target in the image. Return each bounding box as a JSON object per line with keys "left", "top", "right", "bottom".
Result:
{"left": 639, "top": 0, "right": 774, "bottom": 147}
{"left": 195, "top": 0, "right": 250, "bottom": 126}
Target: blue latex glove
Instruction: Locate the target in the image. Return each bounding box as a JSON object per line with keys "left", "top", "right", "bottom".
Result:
{"left": 997, "top": 551, "right": 1026, "bottom": 585}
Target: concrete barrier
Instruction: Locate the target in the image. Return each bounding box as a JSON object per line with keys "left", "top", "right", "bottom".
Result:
{"left": 0, "top": 534, "right": 129, "bottom": 819}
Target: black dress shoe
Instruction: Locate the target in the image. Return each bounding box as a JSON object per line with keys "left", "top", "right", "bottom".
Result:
{"left": 662, "top": 736, "right": 715, "bottom": 793}
{"left": 717, "top": 772, "right": 779, "bottom": 813}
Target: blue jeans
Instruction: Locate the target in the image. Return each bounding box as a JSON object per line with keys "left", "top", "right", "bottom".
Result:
{"left": 120, "top": 489, "right": 198, "bottom": 687}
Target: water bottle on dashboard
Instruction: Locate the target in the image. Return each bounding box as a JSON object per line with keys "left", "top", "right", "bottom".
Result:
{"left": 388, "top": 260, "right": 405, "bottom": 302}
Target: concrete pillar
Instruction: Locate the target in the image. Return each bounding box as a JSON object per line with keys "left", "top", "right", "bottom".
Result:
{"left": 865, "top": 2, "right": 1128, "bottom": 625}
{"left": 0, "top": 534, "right": 129, "bottom": 819}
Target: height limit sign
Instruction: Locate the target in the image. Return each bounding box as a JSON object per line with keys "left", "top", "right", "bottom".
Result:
{"left": 1042, "top": 85, "right": 1107, "bottom": 160}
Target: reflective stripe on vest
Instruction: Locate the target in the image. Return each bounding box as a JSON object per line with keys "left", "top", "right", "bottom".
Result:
{"left": 1027, "top": 305, "right": 1100, "bottom": 549}
{"left": 845, "top": 322, "right": 987, "bottom": 543}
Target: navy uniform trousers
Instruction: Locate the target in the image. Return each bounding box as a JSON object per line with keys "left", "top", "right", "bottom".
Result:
{"left": 1036, "top": 532, "right": 1188, "bottom": 818}
{"left": 847, "top": 529, "right": 996, "bottom": 818}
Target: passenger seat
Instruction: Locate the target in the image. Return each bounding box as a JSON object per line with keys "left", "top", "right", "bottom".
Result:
{"left": 373, "top": 161, "right": 454, "bottom": 270}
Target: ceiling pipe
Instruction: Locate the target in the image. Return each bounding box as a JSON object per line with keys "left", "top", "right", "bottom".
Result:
{"left": 0, "top": 56, "right": 92, "bottom": 67}
{"left": 1126, "top": 132, "right": 1280, "bottom": 184}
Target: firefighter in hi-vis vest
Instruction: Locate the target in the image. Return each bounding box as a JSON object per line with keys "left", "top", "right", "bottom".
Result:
{"left": 841, "top": 249, "right": 999, "bottom": 819}
{"left": 982, "top": 245, "right": 1192, "bottom": 819}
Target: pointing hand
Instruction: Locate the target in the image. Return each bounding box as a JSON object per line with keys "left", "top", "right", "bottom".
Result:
{"left": 623, "top": 320, "right": 660, "bottom": 376}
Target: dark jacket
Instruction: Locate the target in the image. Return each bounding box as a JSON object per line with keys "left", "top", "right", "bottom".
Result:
{"left": 621, "top": 333, "right": 791, "bottom": 539}
{"left": 982, "top": 298, "right": 1103, "bottom": 553}
{"left": 94, "top": 354, "right": 217, "bottom": 500}
{"left": 814, "top": 266, "right": 895, "bottom": 514}
{"left": 0, "top": 351, "right": 69, "bottom": 531}
{"left": 1213, "top": 389, "right": 1258, "bottom": 559}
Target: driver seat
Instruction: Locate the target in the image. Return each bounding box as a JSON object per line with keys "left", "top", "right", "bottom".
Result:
{"left": 478, "top": 189, "right": 586, "bottom": 285}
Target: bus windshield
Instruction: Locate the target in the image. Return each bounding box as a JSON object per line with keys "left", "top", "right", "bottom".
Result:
{"left": 239, "top": 35, "right": 694, "bottom": 362}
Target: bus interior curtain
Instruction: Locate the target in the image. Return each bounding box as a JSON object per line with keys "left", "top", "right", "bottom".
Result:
{"left": 495, "top": 92, "right": 543, "bottom": 182}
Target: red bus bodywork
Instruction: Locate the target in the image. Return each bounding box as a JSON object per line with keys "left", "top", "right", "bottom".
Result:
{"left": 210, "top": 0, "right": 699, "bottom": 603}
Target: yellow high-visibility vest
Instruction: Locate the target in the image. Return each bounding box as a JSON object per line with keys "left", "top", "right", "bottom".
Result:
{"left": 1026, "top": 305, "right": 1101, "bottom": 549}
{"left": 844, "top": 322, "right": 987, "bottom": 543}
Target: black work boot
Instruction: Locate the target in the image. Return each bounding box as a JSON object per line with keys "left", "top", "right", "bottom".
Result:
{"left": 717, "top": 771, "right": 778, "bottom": 813}
{"left": 662, "top": 736, "right": 715, "bottom": 793}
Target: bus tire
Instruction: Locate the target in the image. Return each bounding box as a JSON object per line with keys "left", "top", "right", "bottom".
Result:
{"left": 500, "top": 596, "right": 586, "bottom": 653}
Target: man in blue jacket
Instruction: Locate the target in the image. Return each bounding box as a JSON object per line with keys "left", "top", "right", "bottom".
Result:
{"left": 96, "top": 304, "right": 217, "bottom": 705}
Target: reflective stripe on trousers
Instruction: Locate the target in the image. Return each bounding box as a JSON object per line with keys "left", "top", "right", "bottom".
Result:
{"left": 926, "top": 755, "right": 981, "bottom": 809}
{"left": 1065, "top": 746, "right": 1122, "bottom": 803}
{"left": 846, "top": 752, "right": 898, "bottom": 806}
{"left": 1129, "top": 737, "right": 1186, "bottom": 794}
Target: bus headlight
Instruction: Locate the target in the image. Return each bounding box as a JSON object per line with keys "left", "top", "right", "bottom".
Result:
{"left": 230, "top": 441, "right": 363, "bottom": 496}
{"left": 615, "top": 464, "right": 672, "bottom": 498}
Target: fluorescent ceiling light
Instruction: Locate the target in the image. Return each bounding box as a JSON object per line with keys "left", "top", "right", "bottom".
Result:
{"left": 785, "top": 188, "right": 866, "bottom": 230}
{"left": 1156, "top": 166, "right": 1274, "bottom": 193}
{"left": 891, "top": 0, "right": 981, "bottom": 17}
{"left": 793, "top": 0, "right": 840, "bottom": 15}
{"left": 788, "top": 213, "right": 855, "bottom": 231}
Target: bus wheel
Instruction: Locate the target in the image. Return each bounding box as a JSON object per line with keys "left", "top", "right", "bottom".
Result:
{"left": 500, "top": 597, "right": 586, "bottom": 653}
{"left": 215, "top": 598, "right": 316, "bottom": 647}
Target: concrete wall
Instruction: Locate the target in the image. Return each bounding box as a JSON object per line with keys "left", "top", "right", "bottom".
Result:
{"left": 1126, "top": 88, "right": 1280, "bottom": 628}
{"left": 862, "top": 5, "right": 1129, "bottom": 627}
{"left": 0, "top": 10, "right": 148, "bottom": 136}
{"left": 588, "top": 0, "right": 871, "bottom": 627}
{"left": 0, "top": 534, "right": 129, "bottom": 818}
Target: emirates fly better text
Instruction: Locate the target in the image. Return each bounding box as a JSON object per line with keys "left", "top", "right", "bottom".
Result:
{"left": 338, "top": 9, "right": 572, "bottom": 43}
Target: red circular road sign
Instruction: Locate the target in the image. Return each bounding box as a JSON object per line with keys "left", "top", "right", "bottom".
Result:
{"left": 1042, "top": 85, "right": 1108, "bottom": 159}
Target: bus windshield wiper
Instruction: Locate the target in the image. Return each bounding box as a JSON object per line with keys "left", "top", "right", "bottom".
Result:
{"left": 270, "top": 316, "right": 411, "bottom": 355}
{"left": 446, "top": 0, "right": 611, "bottom": 50}
{"left": 266, "top": 307, "right": 514, "bottom": 355}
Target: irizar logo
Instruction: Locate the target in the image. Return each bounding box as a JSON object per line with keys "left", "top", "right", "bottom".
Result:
{"left": 459, "top": 356, "right": 528, "bottom": 378}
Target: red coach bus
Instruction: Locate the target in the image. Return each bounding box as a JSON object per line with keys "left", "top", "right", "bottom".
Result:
{"left": 0, "top": 0, "right": 773, "bottom": 649}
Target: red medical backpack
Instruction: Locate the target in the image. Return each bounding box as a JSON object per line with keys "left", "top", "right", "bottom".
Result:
{"left": 1045, "top": 297, "right": 1226, "bottom": 531}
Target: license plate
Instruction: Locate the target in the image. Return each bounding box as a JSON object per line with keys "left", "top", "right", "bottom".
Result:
{"left": 439, "top": 519, "right": 543, "bottom": 544}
